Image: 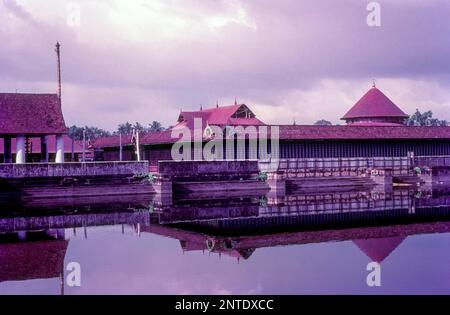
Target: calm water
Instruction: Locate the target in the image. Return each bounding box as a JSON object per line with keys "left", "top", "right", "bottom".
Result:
{"left": 1, "top": 188, "right": 449, "bottom": 295}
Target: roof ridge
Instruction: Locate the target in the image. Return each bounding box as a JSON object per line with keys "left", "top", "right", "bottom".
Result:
{"left": 181, "top": 104, "right": 241, "bottom": 113}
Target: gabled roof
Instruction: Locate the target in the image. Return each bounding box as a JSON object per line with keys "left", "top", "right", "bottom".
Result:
{"left": 342, "top": 87, "right": 408, "bottom": 120}
{"left": 175, "top": 104, "right": 265, "bottom": 130}
{"left": 0, "top": 93, "right": 67, "bottom": 135}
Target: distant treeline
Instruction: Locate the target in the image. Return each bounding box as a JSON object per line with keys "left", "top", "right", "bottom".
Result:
{"left": 69, "top": 109, "right": 447, "bottom": 141}
{"left": 68, "top": 121, "right": 168, "bottom": 141}
{"left": 313, "top": 109, "right": 448, "bottom": 127}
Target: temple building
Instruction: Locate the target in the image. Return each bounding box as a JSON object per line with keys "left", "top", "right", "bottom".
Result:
{"left": 93, "top": 85, "right": 450, "bottom": 168}
{"left": 0, "top": 93, "right": 69, "bottom": 163}
{"left": 0, "top": 43, "right": 76, "bottom": 164}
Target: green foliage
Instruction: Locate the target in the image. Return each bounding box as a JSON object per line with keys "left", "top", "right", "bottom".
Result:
{"left": 133, "top": 172, "right": 156, "bottom": 183}
{"left": 148, "top": 121, "right": 165, "bottom": 133}
{"left": 117, "top": 122, "right": 133, "bottom": 135}
{"left": 406, "top": 109, "right": 448, "bottom": 126}
{"left": 259, "top": 195, "right": 268, "bottom": 207}
{"left": 257, "top": 171, "right": 268, "bottom": 182}
{"left": 116, "top": 121, "right": 166, "bottom": 135}
{"left": 69, "top": 120, "right": 167, "bottom": 140}
{"left": 133, "top": 122, "right": 145, "bottom": 132}
{"left": 68, "top": 125, "right": 111, "bottom": 141}
{"left": 314, "top": 119, "right": 332, "bottom": 126}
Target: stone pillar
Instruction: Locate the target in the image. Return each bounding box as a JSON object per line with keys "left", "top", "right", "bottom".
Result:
{"left": 15, "top": 135, "right": 26, "bottom": 164}
{"left": 152, "top": 175, "right": 173, "bottom": 200}
{"left": 56, "top": 229, "right": 65, "bottom": 240}
{"left": 3, "top": 137, "right": 12, "bottom": 163}
{"left": 55, "top": 135, "right": 65, "bottom": 163}
{"left": 370, "top": 168, "right": 393, "bottom": 193}
{"left": 41, "top": 135, "right": 49, "bottom": 162}
{"left": 267, "top": 171, "right": 286, "bottom": 197}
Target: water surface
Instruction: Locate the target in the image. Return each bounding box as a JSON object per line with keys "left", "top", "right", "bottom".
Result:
{"left": 1, "top": 188, "right": 449, "bottom": 295}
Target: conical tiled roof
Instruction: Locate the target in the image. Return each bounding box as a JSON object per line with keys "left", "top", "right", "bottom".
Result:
{"left": 353, "top": 236, "right": 406, "bottom": 263}
{"left": 342, "top": 87, "right": 408, "bottom": 120}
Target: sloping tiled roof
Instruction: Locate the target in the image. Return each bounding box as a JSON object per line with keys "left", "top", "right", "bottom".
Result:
{"left": 278, "top": 125, "right": 450, "bottom": 140}
{"left": 342, "top": 87, "right": 408, "bottom": 120}
{"left": 0, "top": 135, "right": 86, "bottom": 154}
{"left": 0, "top": 93, "right": 67, "bottom": 135}
{"left": 93, "top": 125, "right": 450, "bottom": 148}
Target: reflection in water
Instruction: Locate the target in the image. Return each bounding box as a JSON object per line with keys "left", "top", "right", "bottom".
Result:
{"left": 0, "top": 186, "right": 449, "bottom": 294}
{"left": 353, "top": 237, "right": 406, "bottom": 263}
{"left": 0, "top": 230, "right": 67, "bottom": 281}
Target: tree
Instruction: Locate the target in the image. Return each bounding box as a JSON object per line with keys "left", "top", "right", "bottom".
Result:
{"left": 133, "top": 122, "right": 145, "bottom": 132}
{"left": 406, "top": 109, "right": 448, "bottom": 126}
{"left": 70, "top": 120, "right": 168, "bottom": 139}
{"left": 68, "top": 125, "right": 111, "bottom": 140}
{"left": 84, "top": 126, "right": 111, "bottom": 140}
{"left": 148, "top": 121, "right": 165, "bottom": 133}
{"left": 117, "top": 122, "right": 133, "bottom": 134}
{"left": 68, "top": 125, "right": 84, "bottom": 140}
{"left": 314, "top": 119, "right": 332, "bottom": 126}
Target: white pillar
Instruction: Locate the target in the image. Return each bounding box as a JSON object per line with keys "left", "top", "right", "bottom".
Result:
{"left": 136, "top": 131, "right": 141, "bottom": 162}
{"left": 56, "top": 135, "right": 65, "bottom": 163}
{"left": 16, "top": 135, "right": 26, "bottom": 164}
{"left": 119, "top": 132, "right": 123, "bottom": 161}
{"left": 82, "top": 129, "right": 86, "bottom": 162}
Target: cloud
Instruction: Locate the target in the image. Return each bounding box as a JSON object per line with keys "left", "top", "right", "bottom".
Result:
{"left": 250, "top": 78, "right": 450, "bottom": 125}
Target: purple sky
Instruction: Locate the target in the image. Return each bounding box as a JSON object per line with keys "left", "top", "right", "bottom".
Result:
{"left": 1, "top": 0, "right": 450, "bottom": 130}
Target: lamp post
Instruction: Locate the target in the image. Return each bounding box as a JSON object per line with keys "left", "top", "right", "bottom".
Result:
{"left": 82, "top": 128, "right": 86, "bottom": 162}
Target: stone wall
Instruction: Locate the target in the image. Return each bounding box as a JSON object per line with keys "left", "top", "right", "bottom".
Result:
{"left": 158, "top": 160, "right": 259, "bottom": 177}
{"left": 415, "top": 156, "right": 450, "bottom": 168}
{"left": 260, "top": 157, "right": 411, "bottom": 175}
{"left": 0, "top": 161, "right": 149, "bottom": 179}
